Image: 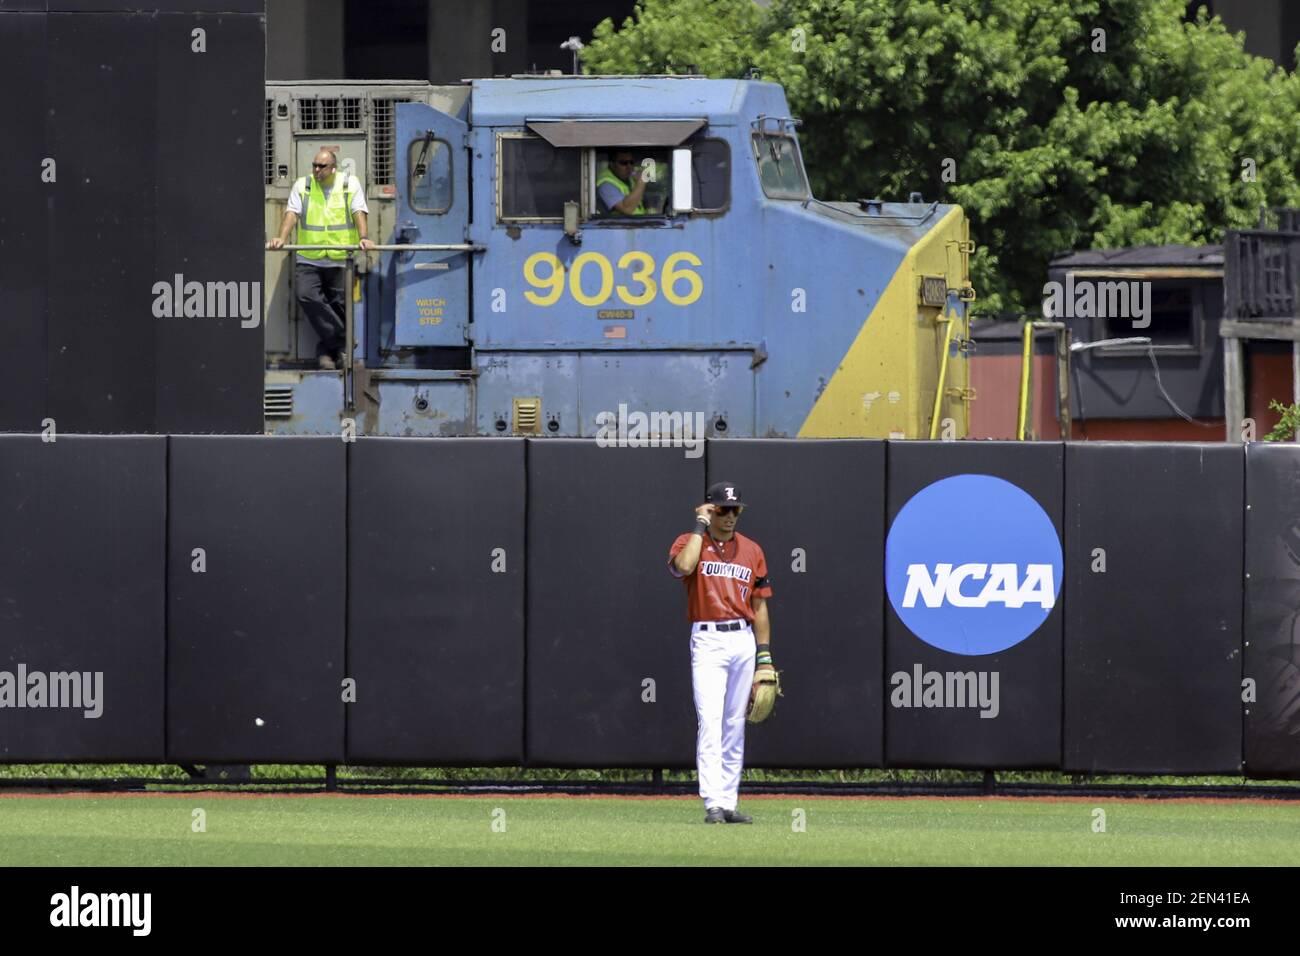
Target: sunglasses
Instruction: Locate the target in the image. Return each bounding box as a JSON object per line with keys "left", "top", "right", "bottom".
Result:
{"left": 312, "top": 162, "right": 334, "bottom": 170}
{"left": 716, "top": 506, "right": 741, "bottom": 516}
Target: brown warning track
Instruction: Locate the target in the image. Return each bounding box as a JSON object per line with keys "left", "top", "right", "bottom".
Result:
{"left": 0, "top": 790, "right": 1298, "bottom": 807}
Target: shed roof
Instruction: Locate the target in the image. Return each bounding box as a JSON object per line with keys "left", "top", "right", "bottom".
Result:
{"left": 1050, "top": 244, "right": 1224, "bottom": 269}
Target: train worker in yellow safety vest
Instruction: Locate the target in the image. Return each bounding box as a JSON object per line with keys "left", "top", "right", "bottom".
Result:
{"left": 596, "top": 149, "right": 650, "bottom": 216}
{"left": 267, "top": 149, "right": 374, "bottom": 369}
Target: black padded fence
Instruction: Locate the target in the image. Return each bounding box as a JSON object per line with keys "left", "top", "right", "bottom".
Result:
{"left": 706, "top": 440, "right": 885, "bottom": 768}
{"left": 166, "top": 436, "right": 346, "bottom": 763}
{"left": 525, "top": 440, "right": 701, "bottom": 767}
{"left": 884, "top": 442, "right": 1064, "bottom": 769}
{"left": 346, "top": 438, "right": 525, "bottom": 764}
{"left": 0, "top": 435, "right": 167, "bottom": 761}
{"left": 0, "top": 10, "right": 49, "bottom": 430}
{"left": 1243, "top": 443, "right": 1300, "bottom": 777}
{"left": 1064, "top": 443, "right": 1244, "bottom": 774}
{"left": 0, "top": 435, "right": 1294, "bottom": 776}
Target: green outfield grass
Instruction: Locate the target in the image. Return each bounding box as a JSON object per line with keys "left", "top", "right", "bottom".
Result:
{"left": 1, "top": 794, "right": 1298, "bottom": 865}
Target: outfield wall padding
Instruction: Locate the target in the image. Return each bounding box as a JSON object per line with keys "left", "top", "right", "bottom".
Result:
{"left": 1243, "top": 443, "right": 1300, "bottom": 778}
{"left": 166, "top": 436, "right": 346, "bottom": 763}
{"left": 706, "top": 439, "right": 885, "bottom": 768}
{"left": 0, "top": 436, "right": 167, "bottom": 761}
{"left": 346, "top": 438, "right": 525, "bottom": 764}
{"left": 0, "top": 435, "right": 1291, "bottom": 773}
{"left": 525, "top": 441, "right": 701, "bottom": 767}
{"left": 1064, "top": 443, "right": 1243, "bottom": 774}
{"left": 884, "top": 441, "right": 1064, "bottom": 769}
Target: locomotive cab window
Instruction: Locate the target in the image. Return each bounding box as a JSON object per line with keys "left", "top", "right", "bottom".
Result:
{"left": 407, "top": 135, "right": 451, "bottom": 214}
{"left": 690, "top": 139, "right": 731, "bottom": 212}
{"left": 586, "top": 139, "right": 730, "bottom": 219}
{"left": 498, "top": 133, "right": 581, "bottom": 221}
{"left": 752, "top": 132, "right": 809, "bottom": 200}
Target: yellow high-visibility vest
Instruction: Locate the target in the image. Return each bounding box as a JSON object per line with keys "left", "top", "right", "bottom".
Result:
{"left": 295, "top": 172, "right": 361, "bottom": 260}
{"left": 596, "top": 168, "right": 645, "bottom": 215}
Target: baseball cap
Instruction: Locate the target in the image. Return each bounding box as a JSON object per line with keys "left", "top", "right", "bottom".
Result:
{"left": 705, "top": 481, "right": 745, "bottom": 507}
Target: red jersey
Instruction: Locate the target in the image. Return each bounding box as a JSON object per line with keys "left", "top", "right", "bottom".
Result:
{"left": 668, "top": 531, "right": 773, "bottom": 622}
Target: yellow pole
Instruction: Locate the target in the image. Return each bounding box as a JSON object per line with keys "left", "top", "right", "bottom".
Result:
{"left": 929, "top": 313, "right": 956, "bottom": 439}
{"left": 1017, "top": 320, "right": 1033, "bottom": 440}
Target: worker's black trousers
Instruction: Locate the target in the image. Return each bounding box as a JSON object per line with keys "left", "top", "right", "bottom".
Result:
{"left": 295, "top": 260, "right": 348, "bottom": 359}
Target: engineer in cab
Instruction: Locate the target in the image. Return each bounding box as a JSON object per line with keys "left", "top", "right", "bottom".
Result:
{"left": 596, "top": 149, "right": 652, "bottom": 217}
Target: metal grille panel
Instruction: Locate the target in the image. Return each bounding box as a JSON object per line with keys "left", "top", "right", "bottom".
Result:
{"left": 298, "top": 98, "right": 318, "bottom": 130}
{"left": 263, "top": 98, "right": 274, "bottom": 185}
{"left": 343, "top": 98, "right": 361, "bottom": 129}
{"left": 371, "top": 98, "right": 410, "bottom": 187}
{"left": 264, "top": 386, "right": 294, "bottom": 419}
{"left": 513, "top": 397, "right": 541, "bottom": 435}
{"left": 297, "top": 97, "right": 363, "bottom": 132}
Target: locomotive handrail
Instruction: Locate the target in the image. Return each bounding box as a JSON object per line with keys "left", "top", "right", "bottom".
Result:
{"left": 806, "top": 196, "right": 942, "bottom": 224}
{"left": 266, "top": 243, "right": 483, "bottom": 414}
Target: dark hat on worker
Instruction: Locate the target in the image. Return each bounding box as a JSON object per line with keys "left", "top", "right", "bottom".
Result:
{"left": 706, "top": 481, "right": 745, "bottom": 507}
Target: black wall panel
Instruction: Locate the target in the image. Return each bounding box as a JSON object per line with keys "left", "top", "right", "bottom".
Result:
{"left": 45, "top": 12, "right": 158, "bottom": 431}
{"left": 167, "top": 436, "right": 345, "bottom": 762}
{"left": 347, "top": 438, "right": 525, "bottom": 764}
{"left": 0, "top": 12, "right": 48, "bottom": 429}
{"left": 2, "top": 2, "right": 264, "bottom": 434}
{"left": 154, "top": 11, "right": 264, "bottom": 433}
{"left": 526, "top": 441, "right": 702, "bottom": 766}
{"left": 1064, "top": 443, "right": 1243, "bottom": 773}
{"left": 706, "top": 440, "right": 885, "bottom": 767}
{"left": 884, "top": 441, "right": 1064, "bottom": 768}
{"left": 1243, "top": 442, "right": 1300, "bottom": 777}
{"left": 0, "top": 435, "right": 166, "bottom": 760}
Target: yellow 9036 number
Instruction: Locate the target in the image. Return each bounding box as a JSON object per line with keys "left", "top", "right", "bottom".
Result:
{"left": 523, "top": 251, "right": 703, "bottom": 307}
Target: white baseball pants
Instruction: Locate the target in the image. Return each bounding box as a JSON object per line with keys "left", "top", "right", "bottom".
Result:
{"left": 690, "top": 621, "right": 756, "bottom": 811}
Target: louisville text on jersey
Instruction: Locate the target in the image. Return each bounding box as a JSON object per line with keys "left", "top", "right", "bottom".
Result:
{"left": 697, "top": 560, "right": 754, "bottom": 583}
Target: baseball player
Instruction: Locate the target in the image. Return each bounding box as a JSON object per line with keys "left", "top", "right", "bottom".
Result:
{"left": 668, "top": 481, "right": 776, "bottom": 823}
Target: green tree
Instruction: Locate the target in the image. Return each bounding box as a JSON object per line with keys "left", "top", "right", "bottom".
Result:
{"left": 583, "top": 0, "right": 1300, "bottom": 314}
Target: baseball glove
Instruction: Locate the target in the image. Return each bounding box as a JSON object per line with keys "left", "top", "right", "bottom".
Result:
{"left": 747, "top": 665, "right": 783, "bottom": 724}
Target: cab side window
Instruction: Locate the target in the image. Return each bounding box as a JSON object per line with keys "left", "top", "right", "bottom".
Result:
{"left": 752, "top": 132, "right": 809, "bottom": 200}
{"left": 499, "top": 134, "right": 580, "bottom": 221}
{"left": 691, "top": 139, "right": 730, "bottom": 212}
{"left": 589, "top": 141, "right": 731, "bottom": 219}
{"left": 408, "top": 137, "right": 451, "bottom": 214}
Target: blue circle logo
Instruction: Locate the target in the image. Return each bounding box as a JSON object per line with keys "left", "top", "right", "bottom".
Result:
{"left": 885, "top": 474, "right": 1062, "bottom": 656}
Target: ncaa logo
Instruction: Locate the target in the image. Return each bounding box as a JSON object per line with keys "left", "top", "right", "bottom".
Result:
{"left": 885, "top": 474, "right": 1062, "bottom": 655}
